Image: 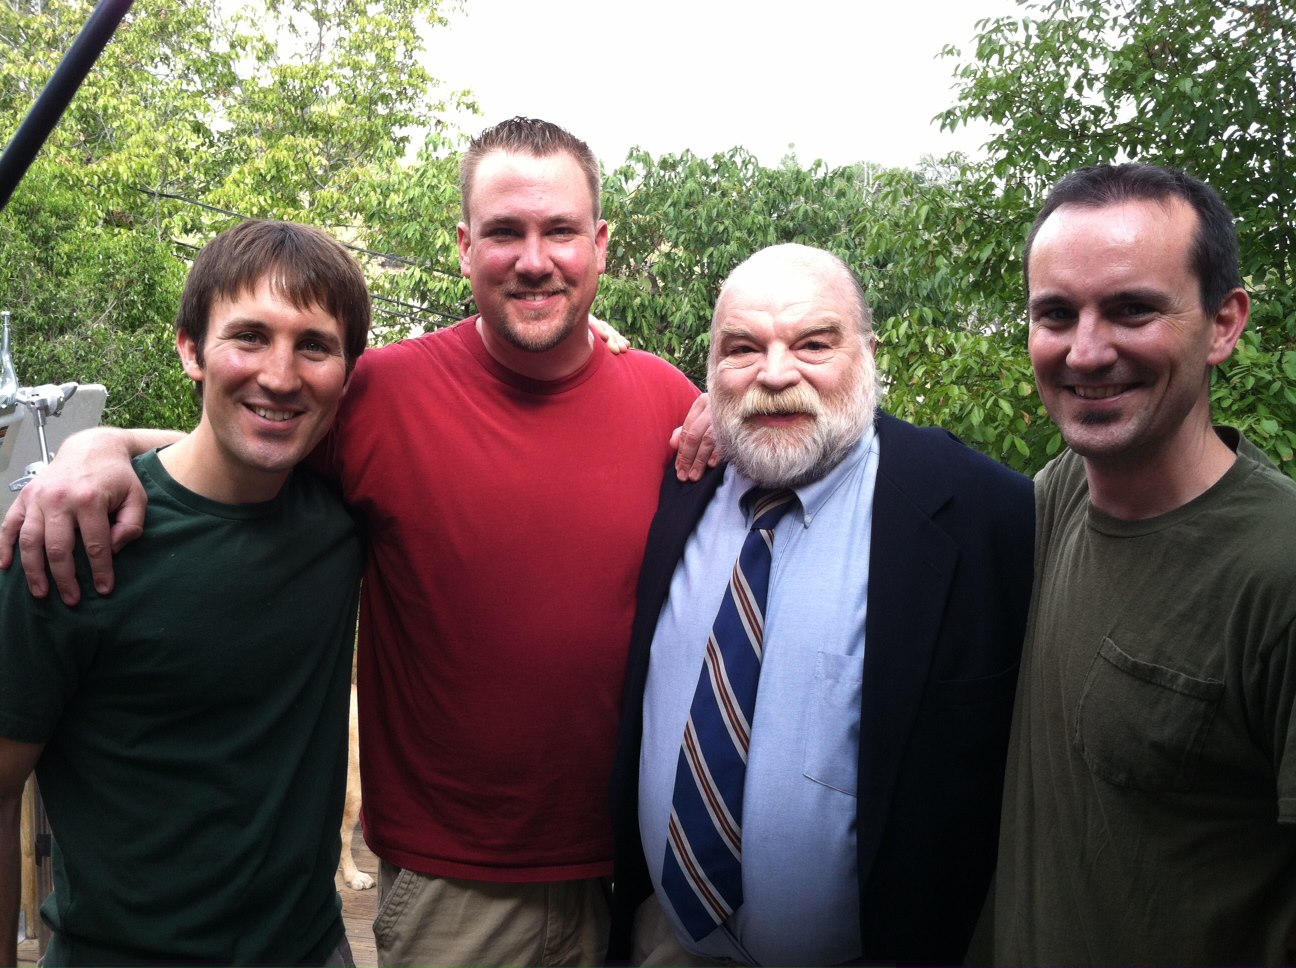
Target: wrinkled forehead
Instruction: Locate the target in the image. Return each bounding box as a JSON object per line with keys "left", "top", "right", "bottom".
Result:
{"left": 715, "top": 261, "right": 862, "bottom": 334}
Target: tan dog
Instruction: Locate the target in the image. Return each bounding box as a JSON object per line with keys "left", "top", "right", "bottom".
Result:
{"left": 339, "top": 683, "right": 375, "bottom": 890}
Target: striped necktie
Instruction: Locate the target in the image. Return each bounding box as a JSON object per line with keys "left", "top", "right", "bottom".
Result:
{"left": 660, "top": 487, "right": 797, "bottom": 940}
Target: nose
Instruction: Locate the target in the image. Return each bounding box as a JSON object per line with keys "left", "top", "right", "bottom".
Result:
{"left": 515, "top": 232, "right": 554, "bottom": 279}
{"left": 258, "top": 341, "right": 302, "bottom": 395}
{"left": 757, "top": 344, "right": 801, "bottom": 392}
{"left": 1066, "top": 310, "right": 1118, "bottom": 372}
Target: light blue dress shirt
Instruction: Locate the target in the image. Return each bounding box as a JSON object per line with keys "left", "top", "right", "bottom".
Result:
{"left": 640, "top": 427, "right": 880, "bottom": 966}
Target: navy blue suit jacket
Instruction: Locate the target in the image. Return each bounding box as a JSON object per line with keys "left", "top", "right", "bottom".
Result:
{"left": 608, "top": 412, "right": 1034, "bottom": 965}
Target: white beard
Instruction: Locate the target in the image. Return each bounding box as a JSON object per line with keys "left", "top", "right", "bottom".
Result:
{"left": 711, "top": 353, "right": 878, "bottom": 489}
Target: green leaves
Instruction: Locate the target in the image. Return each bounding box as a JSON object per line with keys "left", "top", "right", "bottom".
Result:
{"left": 0, "top": 0, "right": 470, "bottom": 428}
{"left": 936, "top": 0, "right": 1295, "bottom": 476}
{"left": 1, "top": 0, "right": 1290, "bottom": 479}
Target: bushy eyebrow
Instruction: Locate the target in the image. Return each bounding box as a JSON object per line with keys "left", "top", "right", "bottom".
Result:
{"left": 794, "top": 320, "right": 848, "bottom": 341}
{"left": 716, "top": 317, "right": 848, "bottom": 344}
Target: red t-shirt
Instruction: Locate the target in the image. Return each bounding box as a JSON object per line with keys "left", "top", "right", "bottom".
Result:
{"left": 326, "top": 319, "right": 698, "bottom": 880}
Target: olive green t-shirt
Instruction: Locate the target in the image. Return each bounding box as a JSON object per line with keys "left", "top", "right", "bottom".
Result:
{"left": 0, "top": 450, "right": 363, "bottom": 966}
{"left": 993, "top": 431, "right": 1296, "bottom": 965}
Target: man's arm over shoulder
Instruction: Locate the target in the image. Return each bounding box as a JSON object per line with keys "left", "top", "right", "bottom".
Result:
{"left": 0, "top": 427, "right": 179, "bottom": 605}
{"left": 0, "top": 739, "right": 43, "bottom": 967}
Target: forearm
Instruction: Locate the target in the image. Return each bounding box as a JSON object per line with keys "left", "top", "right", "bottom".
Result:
{"left": 0, "top": 426, "right": 170, "bottom": 603}
{"left": 70, "top": 426, "right": 183, "bottom": 459}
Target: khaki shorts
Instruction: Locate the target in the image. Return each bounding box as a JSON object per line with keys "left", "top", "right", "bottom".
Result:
{"left": 373, "top": 861, "right": 609, "bottom": 967}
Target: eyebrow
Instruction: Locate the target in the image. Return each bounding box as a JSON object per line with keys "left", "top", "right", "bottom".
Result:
{"left": 1027, "top": 293, "right": 1069, "bottom": 314}
{"left": 477, "top": 212, "right": 587, "bottom": 229}
{"left": 715, "top": 318, "right": 849, "bottom": 347}
{"left": 218, "top": 318, "right": 343, "bottom": 350}
{"left": 1029, "top": 286, "right": 1170, "bottom": 313}
{"left": 794, "top": 320, "right": 847, "bottom": 339}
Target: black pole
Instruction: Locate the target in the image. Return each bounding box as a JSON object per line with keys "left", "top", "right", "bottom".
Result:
{"left": 0, "top": 0, "right": 135, "bottom": 213}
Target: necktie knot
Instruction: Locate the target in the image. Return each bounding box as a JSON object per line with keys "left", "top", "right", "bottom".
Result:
{"left": 744, "top": 487, "right": 797, "bottom": 533}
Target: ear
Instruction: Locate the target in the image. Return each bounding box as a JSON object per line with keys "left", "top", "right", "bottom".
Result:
{"left": 594, "top": 219, "right": 609, "bottom": 276}
{"left": 457, "top": 222, "right": 472, "bottom": 278}
{"left": 177, "top": 330, "right": 204, "bottom": 383}
{"left": 1206, "top": 288, "right": 1250, "bottom": 366}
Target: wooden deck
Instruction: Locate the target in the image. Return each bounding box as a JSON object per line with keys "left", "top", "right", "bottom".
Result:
{"left": 339, "top": 826, "right": 381, "bottom": 966}
{"left": 17, "top": 826, "right": 381, "bottom": 967}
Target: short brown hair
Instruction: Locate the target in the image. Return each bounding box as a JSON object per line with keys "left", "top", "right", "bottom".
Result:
{"left": 1025, "top": 163, "right": 1242, "bottom": 314}
{"left": 460, "top": 117, "right": 602, "bottom": 222}
{"left": 177, "top": 220, "right": 370, "bottom": 375}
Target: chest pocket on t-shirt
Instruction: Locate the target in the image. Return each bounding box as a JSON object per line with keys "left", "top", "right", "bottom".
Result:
{"left": 1073, "top": 636, "right": 1224, "bottom": 792}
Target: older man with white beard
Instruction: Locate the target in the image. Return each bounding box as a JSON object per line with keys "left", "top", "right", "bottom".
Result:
{"left": 607, "top": 243, "right": 1035, "bottom": 967}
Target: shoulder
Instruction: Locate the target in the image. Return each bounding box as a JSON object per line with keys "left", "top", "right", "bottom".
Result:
{"left": 1034, "top": 447, "right": 1086, "bottom": 498}
{"left": 1222, "top": 436, "right": 1296, "bottom": 564}
{"left": 1234, "top": 432, "right": 1296, "bottom": 503}
{"left": 608, "top": 347, "right": 699, "bottom": 395}
{"left": 876, "top": 412, "right": 1032, "bottom": 500}
{"left": 351, "top": 319, "right": 473, "bottom": 379}
{"left": 340, "top": 321, "right": 477, "bottom": 420}
{"left": 284, "top": 464, "right": 350, "bottom": 509}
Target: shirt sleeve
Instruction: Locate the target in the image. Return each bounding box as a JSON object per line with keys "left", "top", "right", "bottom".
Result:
{"left": 1269, "top": 614, "right": 1296, "bottom": 823}
{"left": 0, "top": 561, "right": 99, "bottom": 744}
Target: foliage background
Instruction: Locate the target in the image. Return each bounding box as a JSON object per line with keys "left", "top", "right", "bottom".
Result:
{"left": 1, "top": 0, "right": 1292, "bottom": 476}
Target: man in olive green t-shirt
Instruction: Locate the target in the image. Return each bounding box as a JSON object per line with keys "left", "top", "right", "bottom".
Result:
{"left": 993, "top": 163, "right": 1296, "bottom": 965}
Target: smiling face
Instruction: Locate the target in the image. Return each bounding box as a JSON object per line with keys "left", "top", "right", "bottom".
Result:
{"left": 457, "top": 149, "right": 608, "bottom": 379}
{"left": 1027, "top": 197, "right": 1248, "bottom": 475}
{"left": 708, "top": 247, "right": 877, "bottom": 489}
{"left": 177, "top": 275, "right": 349, "bottom": 503}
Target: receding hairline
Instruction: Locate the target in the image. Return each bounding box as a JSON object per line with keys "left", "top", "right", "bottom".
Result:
{"left": 1026, "top": 194, "right": 1201, "bottom": 289}
{"left": 714, "top": 244, "right": 873, "bottom": 335}
{"left": 460, "top": 117, "right": 603, "bottom": 223}
{"left": 460, "top": 147, "right": 602, "bottom": 227}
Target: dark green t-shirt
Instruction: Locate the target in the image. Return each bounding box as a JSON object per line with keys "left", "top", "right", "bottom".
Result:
{"left": 993, "top": 431, "right": 1296, "bottom": 965}
{"left": 0, "top": 450, "right": 363, "bottom": 966}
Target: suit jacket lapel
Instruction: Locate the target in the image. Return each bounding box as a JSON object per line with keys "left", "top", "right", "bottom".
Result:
{"left": 623, "top": 465, "right": 727, "bottom": 739}
{"left": 855, "top": 414, "right": 959, "bottom": 881}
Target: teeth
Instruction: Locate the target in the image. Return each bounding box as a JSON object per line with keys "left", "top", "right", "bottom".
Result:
{"left": 1074, "top": 386, "right": 1124, "bottom": 400}
{"left": 516, "top": 292, "right": 555, "bottom": 301}
{"left": 253, "top": 407, "right": 294, "bottom": 421}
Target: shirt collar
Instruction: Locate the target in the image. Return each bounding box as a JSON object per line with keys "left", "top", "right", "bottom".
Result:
{"left": 730, "top": 422, "right": 879, "bottom": 528}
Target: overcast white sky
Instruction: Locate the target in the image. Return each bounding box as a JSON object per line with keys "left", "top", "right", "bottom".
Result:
{"left": 423, "top": 0, "right": 1024, "bottom": 171}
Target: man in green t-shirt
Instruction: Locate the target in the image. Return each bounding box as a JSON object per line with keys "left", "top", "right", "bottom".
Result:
{"left": 0, "top": 220, "right": 370, "bottom": 966}
{"left": 993, "top": 163, "right": 1296, "bottom": 964}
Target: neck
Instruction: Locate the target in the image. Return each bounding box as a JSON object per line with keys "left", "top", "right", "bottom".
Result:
{"left": 1084, "top": 422, "right": 1235, "bottom": 520}
{"left": 474, "top": 316, "right": 594, "bottom": 381}
{"left": 158, "top": 431, "right": 287, "bottom": 505}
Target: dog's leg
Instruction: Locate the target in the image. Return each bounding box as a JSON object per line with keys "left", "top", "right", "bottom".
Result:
{"left": 339, "top": 684, "right": 375, "bottom": 890}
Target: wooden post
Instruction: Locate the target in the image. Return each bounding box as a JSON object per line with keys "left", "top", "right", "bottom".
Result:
{"left": 18, "top": 777, "right": 52, "bottom": 956}
{"left": 19, "top": 777, "right": 37, "bottom": 944}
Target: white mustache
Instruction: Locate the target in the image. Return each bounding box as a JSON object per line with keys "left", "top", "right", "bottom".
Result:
{"left": 738, "top": 385, "right": 823, "bottom": 419}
